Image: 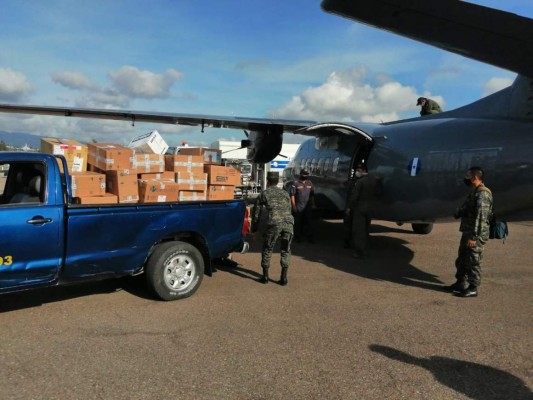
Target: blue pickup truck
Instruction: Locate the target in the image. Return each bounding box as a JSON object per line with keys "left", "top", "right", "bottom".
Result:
{"left": 0, "top": 152, "right": 249, "bottom": 301}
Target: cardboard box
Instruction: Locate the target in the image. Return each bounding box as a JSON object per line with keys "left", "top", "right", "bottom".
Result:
{"left": 128, "top": 130, "right": 169, "bottom": 154}
{"left": 165, "top": 154, "right": 204, "bottom": 174}
{"left": 88, "top": 143, "right": 136, "bottom": 172}
{"left": 176, "top": 172, "right": 207, "bottom": 191}
{"left": 207, "top": 185, "right": 235, "bottom": 201}
{"left": 138, "top": 179, "right": 179, "bottom": 203}
{"left": 179, "top": 147, "right": 222, "bottom": 165}
{"left": 135, "top": 153, "right": 165, "bottom": 173}
{"left": 139, "top": 171, "right": 175, "bottom": 181}
{"left": 178, "top": 190, "right": 207, "bottom": 202}
{"left": 204, "top": 165, "right": 241, "bottom": 186}
{"left": 73, "top": 193, "right": 118, "bottom": 205}
{"left": 41, "top": 138, "right": 88, "bottom": 173}
{"left": 70, "top": 171, "right": 106, "bottom": 197}
{"left": 105, "top": 170, "right": 139, "bottom": 204}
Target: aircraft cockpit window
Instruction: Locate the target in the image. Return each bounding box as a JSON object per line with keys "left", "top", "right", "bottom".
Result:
{"left": 332, "top": 157, "right": 339, "bottom": 173}
{"left": 324, "top": 158, "right": 330, "bottom": 172}
{"left": 311, "top": 158, "right": 317, "bottom": 173}
{"left": 317, "top": 158, "right": 324, "bottom": 175}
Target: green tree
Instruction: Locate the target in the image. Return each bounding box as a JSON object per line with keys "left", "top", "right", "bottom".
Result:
{"left": 0, "top": 140, "right": 7, "bottom": 151}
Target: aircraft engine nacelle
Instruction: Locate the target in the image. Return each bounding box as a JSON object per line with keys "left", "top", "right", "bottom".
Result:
{"left": 242, "top": 126, "right": 283, "bottom": 164}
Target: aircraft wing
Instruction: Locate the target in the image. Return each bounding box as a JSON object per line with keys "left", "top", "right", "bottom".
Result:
{"left": 321, "top": 0, "right": 533, "bottom": 78}
{"left": 0, "top": 103, "right": 316, "bottom": 134}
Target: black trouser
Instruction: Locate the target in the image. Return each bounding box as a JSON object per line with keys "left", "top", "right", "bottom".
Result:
{"left": 293, "top": 205, "right": 313, "bottom": 240}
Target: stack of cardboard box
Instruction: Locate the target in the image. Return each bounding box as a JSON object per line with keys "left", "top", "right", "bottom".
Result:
{"left": 40, "top": 135, "right": 241, "bottom": 205}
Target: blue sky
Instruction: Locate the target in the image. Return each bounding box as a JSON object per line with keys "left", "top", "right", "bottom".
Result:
{"left": 0, "top": 1, "right": 531, "bottom": 147}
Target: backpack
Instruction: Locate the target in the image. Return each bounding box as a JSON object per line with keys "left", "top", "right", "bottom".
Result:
{"left": 489, "top": 214, "right": 508, "bottom": 241}
{"left": 478, "top": 186, "right": 508, "bottom": 242}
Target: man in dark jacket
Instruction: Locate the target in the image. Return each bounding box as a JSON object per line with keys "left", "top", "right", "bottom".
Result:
{"left": 289, "top": 169, "right": 315, "bottom": 243}
{"left": 447, "top": 167, "right": 493, "bottom": 297}
{"left": 417, "top": 97, "right": 442, "bottom": 116}
{"left": 251, "top": 172, "right": 294, "bottom": 285}
{"left": 344, "top": 164, "right": 381, "bottom": 258}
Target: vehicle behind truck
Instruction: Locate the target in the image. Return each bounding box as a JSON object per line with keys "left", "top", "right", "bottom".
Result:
{"left": 0, "top": 152, "right": 248, "bottom": 301}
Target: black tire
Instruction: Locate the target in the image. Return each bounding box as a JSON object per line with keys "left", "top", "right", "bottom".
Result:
{"left": 146, "top": 241, "right": 204, "bottom": 301}
{"left": 411, "top": 223, "right": 434, "bottom": 235}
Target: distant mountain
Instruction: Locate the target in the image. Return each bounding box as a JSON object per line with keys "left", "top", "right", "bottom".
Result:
{"left": 0, "top": 130, "right": 41, "bottom": 149}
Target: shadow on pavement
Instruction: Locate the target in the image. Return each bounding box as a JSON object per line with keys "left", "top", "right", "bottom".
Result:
{"left": 243, "top": 218, "right": 446, "bottom": 292}
{"left": 370, "top": 344, "right": 532, "bottom": 399}
{"left": 0, "top": 275, "right": 156, "bottom": 313}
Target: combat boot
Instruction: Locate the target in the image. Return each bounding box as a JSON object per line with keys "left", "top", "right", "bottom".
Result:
{"left": 279, "top": 267, "right": 288, "bottom": 286}
{"left": 260, "top": 268, "right": 269, "bottom": 284}
{"left": 445, "top": 281, "right": 467, "bottom": 293}
{"left": 457, "top": 285, "right": 478, "bottom": 298}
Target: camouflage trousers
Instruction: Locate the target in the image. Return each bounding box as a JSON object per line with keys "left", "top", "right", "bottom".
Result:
{"left": 261, "top": 225, "right": 293, "bottom": 270}
{"left": 455, "top": 233, "right": 485, "bottom": 287}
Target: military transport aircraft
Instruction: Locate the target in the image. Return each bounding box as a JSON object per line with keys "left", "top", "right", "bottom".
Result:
{"left": 0, "top": 0, "right": 532, "bottom": 234}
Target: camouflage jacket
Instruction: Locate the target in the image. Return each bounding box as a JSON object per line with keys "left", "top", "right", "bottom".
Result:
{"left": 420, "top": 99, "right": 442, "bottom": 115}
{"left": 458, "top": 184, "right": 493, "bottom": 242}
{"left": 251, "top": 186, "right": 294, "bottom": 232}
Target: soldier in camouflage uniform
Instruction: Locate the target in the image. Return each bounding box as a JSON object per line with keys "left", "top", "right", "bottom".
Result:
{"left": 251, "top": 171, "right": 294, "bottom": 286}
{"left": 447, "top": 167, "right": 493, "bottom": 297}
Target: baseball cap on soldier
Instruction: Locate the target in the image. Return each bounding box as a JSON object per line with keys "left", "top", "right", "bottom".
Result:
{"left": 416, "top": 97, "right": 426, "bottom": 105}
{"left": 300, "top": 169, "right": 310, "bottom": 176}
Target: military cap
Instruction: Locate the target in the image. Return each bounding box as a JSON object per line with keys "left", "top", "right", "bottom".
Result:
{"left": 267, "top": 171, "right": 279, "bottom": 180}
{"left": 300, "top": 169, "right": 310, "bottom": 176}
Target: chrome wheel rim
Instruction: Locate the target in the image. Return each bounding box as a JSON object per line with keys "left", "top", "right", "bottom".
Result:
{"left": 163, "top": 254, "right": 195, "bottom": 291}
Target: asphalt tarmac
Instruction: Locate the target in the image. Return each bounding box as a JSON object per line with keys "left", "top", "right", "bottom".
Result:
{"left": 0, "top": 217, "right": 531, "bottom": 400}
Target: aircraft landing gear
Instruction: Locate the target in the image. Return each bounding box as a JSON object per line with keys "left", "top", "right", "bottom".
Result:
{"left": 411, "top": 223, "right": 433, "bottom": 235}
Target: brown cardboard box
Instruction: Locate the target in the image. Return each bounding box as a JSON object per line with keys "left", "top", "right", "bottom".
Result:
{"left": 164, "top": 154, "right": 204, "bottom": 174}
{"left": 135, "top": 153, "right": 165, "bottom": 173}
{"left": 139, "top": 171, "right": 175, "bottom": 181}
{"left": 105, "top": 170, "right": 139, "bottom": 204}
{"left": 138, "top": 179, "right": 179, "bottom": 203}
{"left": 204, "top": 165, "right": 241, "bottom": 186}
{"left": 41, "top": 138, "right": 88, "bottom": 173}
{"left": 178, "top": 190, "right": 207, "bottom": 202}
{"left": 88, "top": 143, "right": 136, "bottom": 172}
{"left": 207, "top": 185, "right": 235, "bottom": 201}
{"left": 176, "top": 172, "right": 207, "bottom": 191}
{"left": 73, "top": 192, "right": 118, "bottom": 205}
{"left": 179, "top": 147, "right": 222, "bottom": 165}
{"left": 71, "top": 171, "right": 106, "bottom": 197}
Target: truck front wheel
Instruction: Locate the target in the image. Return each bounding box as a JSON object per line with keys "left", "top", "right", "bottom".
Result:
{"left": 146, "top": 241, "right": 204, "bottom": 301}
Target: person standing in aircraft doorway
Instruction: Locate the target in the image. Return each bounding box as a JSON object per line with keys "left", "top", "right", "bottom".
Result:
{"left": 417, "top": 97, "right": 442, "bottom": 116}
{"left": 344, "top": 164, "right": 380, "bottom": 259}
{"left": 289, "top": 169, "right": 315, "bottom": 243}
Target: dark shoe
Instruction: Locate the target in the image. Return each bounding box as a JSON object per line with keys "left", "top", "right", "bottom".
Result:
{"left": 445, "top": 281, "right": 466, "bottom": 293}
{"left": 279, "top": 267, "right": 288, "bottom": 286}
{"left": 260, "top": 268, "right": 269, "bottom": 284}
{"left": 352, "top": 252, "right": 365, "bottom": 259}
{"left": 457, "top": 286, "right": 478, "bottom": 298}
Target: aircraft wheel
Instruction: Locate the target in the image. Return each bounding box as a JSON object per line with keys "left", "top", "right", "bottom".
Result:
{"left": 146, "top": 241, "right": 204, "bottom": 301}
{"left": 411, "top": 223, "right": 433, "bottom": 235}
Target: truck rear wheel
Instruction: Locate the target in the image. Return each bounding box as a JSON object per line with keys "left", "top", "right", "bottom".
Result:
{"left": 146, "top": 241, "right": 204, "bottom": 301}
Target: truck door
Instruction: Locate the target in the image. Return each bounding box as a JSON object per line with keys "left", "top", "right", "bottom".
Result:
{"left": 0, "top": 162, "right": 63, "bottom": 291}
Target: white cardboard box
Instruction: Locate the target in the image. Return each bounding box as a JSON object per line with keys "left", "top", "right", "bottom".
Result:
{"left": 128, "top": 130, "right": 169, "bottom": 154}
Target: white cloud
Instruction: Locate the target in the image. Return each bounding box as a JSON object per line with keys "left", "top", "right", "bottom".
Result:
{"left": 0, "top": 68, "right": 33, "bottom": 102}
{"left": 482, "top": 77, "right": 513, "bottom": 97}
{"left": 109, "top": 66, "right": 184, "bottom": 98}
{"left": 51, "top": 71, "right": 93, "bottom": 90}
{"left": 269, "top": 67, "right": 438, "bottom": 123}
